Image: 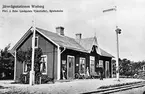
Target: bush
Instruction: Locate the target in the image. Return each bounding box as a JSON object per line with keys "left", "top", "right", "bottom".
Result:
{"left": 41, "top": 75, "right": 54, "bottom": 84}
{"left": 20, "top": 73, "right": 30, "bottom": 84}
{"left": 17, "top": 48, "right": 54, "bottom": 84}
{"left": 19, "top": 72, "right": 54, "bottom": 84}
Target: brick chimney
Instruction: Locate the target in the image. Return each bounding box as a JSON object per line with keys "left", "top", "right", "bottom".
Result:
{"left": 56, "top": 26, "right": 64, "bottom": 36}
{"left": 75, "top": 33, "right": 82, "bottom": 43}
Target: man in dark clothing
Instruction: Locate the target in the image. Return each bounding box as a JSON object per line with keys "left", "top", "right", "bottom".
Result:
{"left": 100, "top": 67, "right": 104, "bottom": 80}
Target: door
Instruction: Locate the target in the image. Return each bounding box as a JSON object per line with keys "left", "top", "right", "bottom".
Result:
{"left": 90, "top": 56, "right": 95, "bottom": 75}
{"left": 67, "top": 55, "right": 75, "bottom": 79}
{"left": 79, "top": 57, "right": 86, "bottom": 75}
{"left": 105, "top": 61, "right": 110, "bottom": 78}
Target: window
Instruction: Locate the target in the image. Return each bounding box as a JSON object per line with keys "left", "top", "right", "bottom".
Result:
{"left": 99, "top": 60, "right": 103, "bottom": 68}
{"left": 40, "top": 55, "right": 47, "bottom": 74}
{"left": 90, "top": 56, "right": 95, "bottom": 73}
{"left": 105, "top": 61, "right": 109, "bottom": 71}
{"left": 23, "top": 62, "right": 28, "bottom": 74}
{"left": 79, "top": 57, "right": 86, "bottom": 75}
{"left": 143, "top": 65, "right": 145, "bottom": 71}
{"left": 35, "top": 36, "right": 38, "bottom": 48}
{"left": 105, "top": 61, "right": 110, "bottom": 77}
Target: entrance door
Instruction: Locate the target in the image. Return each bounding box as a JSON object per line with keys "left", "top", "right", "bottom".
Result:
{"left": 67, "top": 55, "right": 75, "bottom": 79}
{"left": 90, "top": 56, "right": 95, "bottom": 75}
{"left": 105, "top": 61, "right": 110, "bottom": 78}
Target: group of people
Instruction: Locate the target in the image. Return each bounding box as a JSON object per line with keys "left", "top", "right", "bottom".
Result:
{"left": 61, "top": 65, "right": 104, "bottom": 80}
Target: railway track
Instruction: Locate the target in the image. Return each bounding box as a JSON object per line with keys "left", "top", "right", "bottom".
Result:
{"left": 82, "top": 81, "right": 145, "bottom": 94}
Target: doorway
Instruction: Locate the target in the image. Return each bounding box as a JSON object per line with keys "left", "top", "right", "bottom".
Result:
{"left": 67, "top": 55, "right": 75, "bottom": 79}
{"left": 105, "top": 61, "right": 110, "bottom": 78}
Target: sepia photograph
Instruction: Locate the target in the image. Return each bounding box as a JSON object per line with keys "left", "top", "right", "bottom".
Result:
{"left": 0, "top": 0, "right": 145, "bottom": 94}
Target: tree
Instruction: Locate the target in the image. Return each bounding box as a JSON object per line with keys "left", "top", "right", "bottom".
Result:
{"left": 112, "top": 59, "right": 116, "bottom": 77}
{"left": 16, "top": 47, "right": 51, "bottom": 84}
{"left": 112, "top": 58, "right": 135, "bottom": 77}
{"left": 112, "top": 57, "right": 145, "bottom": 78}
{"left": 119, "top": 58, "right": 133, "bottom": 76}
{"left": 0, "top": 44, "right": 14, "bottom": 79}
{"left": 17, "top": 47, "right": 43, "bottom": 75}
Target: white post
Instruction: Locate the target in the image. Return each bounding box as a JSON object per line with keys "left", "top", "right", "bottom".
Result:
{"left": 103, "top": 6, "right": 121, "bottom": 80}
{"left": 115, "top": 26, "right": 121, "bottom": 81}
{"left": 116, "top": 31, "right": 119, "bottom": 80}
{"left": 14, "top": 50, "right": 17, "bottom": 81}
{"left": 29, "top": 19, "right": 36, "bottom": 85}
{"left": 57, "top": 46, "right": 61, "bottom": 80}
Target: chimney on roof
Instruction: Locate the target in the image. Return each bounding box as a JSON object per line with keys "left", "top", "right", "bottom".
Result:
{"left": 75, "top": 33, "right": 82, "bottom": 43}
{"left": 56, "top": 26, "right": 64, "bottom": 36}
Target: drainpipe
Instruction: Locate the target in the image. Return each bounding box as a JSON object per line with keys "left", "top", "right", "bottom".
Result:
{"left": 61, "top": 47, "right": 66, "bottom": 54}
{"left": 57, "top": 47, "right": 66, "bottom": 80}
{"left": 52, "top": 47, "right": 55, "bottom": 83}
{"left": 57, "top": 46, "right": 61, "bottom": 80}
{"left": 14, "top": 50, "right": 17, "bottom": 81}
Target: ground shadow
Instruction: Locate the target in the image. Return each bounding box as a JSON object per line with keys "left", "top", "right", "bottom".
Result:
{"left": 0, "top": 86, "right": 9, "bottom": 89}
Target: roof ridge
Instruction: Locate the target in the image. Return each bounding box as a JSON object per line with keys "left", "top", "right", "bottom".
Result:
{"left": 37, "top": 27, "right": 88, "bottom": 53}
{"left": 37, "top": 27, "right": 84, "bottom": 43}
{"left": 11, "top": 26, "right": 113, "bottom": 58}
{"left": 81, "top": 37, "right": 94, "bottom": 40}
{"left": 73, "top": 38, "right": 88, "bottom": 52}
{"left": 36, "top": 27, "right": 56, "bottom": 34}
{"left": 36, "top": 27, "right": 72, "bottom": 39}
{"left": 100, "top": 48, "right": 114, "bottom": 58}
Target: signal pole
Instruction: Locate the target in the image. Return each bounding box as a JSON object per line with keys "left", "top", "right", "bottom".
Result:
{"left": 115, "top": 26, "right": 121, "bottom": 81}
{"left": 103, "top": 6, "right": 121, "bottom": 81}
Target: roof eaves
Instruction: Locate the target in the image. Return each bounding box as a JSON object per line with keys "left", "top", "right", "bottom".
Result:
{"left": 88, "top": 37, "right": 97, "bottom": 53}
{"left": 68, "top": 47, "right": 89, "bottom": 53}
{"left": 11, "top": 27, "right": 33, "bottom": 52}
{"left": 73, "top": 39, "right": 89, "bottom": 53}
{"left": 100, "top": 48, "right": 114, "bottom": 58}
{"left": 36, "top": 28, "right": 59, "bottom": 47}
{"left": 80, "top": 37, "right": 99, "bottom": 54}
{"left": 36, "top": 27, "right": 87, "bottom": 52}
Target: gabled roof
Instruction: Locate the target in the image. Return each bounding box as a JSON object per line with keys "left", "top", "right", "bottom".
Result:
{"left": 11, "top": 27, "right": 113, "bottom": 58}
{"left": 100, "top": 48, "right": 114, "bottom": 58}
{"left": 79, "top": 37, "right": 113, "bottom": 57}
{"left": 11, "top": 27, "right": 33, "bottom": 52}
{"left": 79, "top": 37, "right": 98, "bottom": 52}
{"left": 36, "top": 28, "right": 88, "bottom": 53}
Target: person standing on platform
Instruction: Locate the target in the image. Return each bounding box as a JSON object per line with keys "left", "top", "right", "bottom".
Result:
{"left": 100, "top": 67, "right": 104, "bottom": 80}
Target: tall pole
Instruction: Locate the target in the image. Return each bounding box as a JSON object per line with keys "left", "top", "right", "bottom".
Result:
{"left": 29, "top": 18, "right": 35, "bottom": 85}
{"left": 116, "top": 29, "right": 119, "bottom": 80}
{"left": 115, "top": 26, "right": 121, "bottom": 81}
{"left": 103, "top": 6, "right": 121, "bottom": 80}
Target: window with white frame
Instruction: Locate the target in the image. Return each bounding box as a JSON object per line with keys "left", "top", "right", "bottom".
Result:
{"left": 90, "top": 56, "right": 95, "bottom": 73}
{"left": 23, "top": 62, "right": 28, "bottom": 74}
{"left": 105, "top": 61, "right": 109, "bottom": 71}
{"left": 99, "top": 60, "right": 103, "bottom": 68}
{"left": 143, "top": 65, "right": 145, "bottom": 71}
{"left": 79, "top": 57, "right": 86, "bottom": 75}
{"left": 105, "top": 61, "right": 110, "bottom": 77}
{"left": 40, "top": 55, "right": 47, "bottom": 74}
{"left": 35, "top": 36, "right": 38, "bottom": 48}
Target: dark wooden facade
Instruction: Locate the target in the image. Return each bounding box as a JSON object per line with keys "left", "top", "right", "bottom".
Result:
{"left": 100, "top": 56, "right": 112, "bottom": 78}
{"left": 60, "top": 48, "right": 112, "bottom": 80}
{"left": 14, "top": 28, "right": 112, "bottom": 82}
{"left": 15, "top": 31, "right": 58, "bottom": 81}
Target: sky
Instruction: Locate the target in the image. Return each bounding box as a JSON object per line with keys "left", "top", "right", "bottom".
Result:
{"left": 0, "top": 0, "right": 145, "bottom": 61}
